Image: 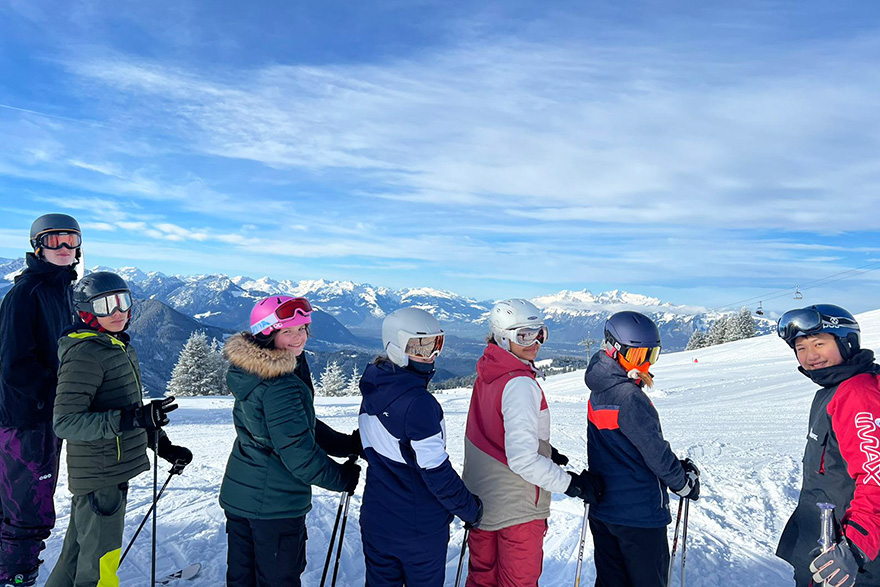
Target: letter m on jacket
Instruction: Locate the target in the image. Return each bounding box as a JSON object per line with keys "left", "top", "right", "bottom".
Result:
{"left": 855, "top": 412, "right": 880, "bottom": 486}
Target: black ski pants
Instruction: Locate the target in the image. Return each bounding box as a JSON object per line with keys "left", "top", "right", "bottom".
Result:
{"left": 225, "top": 512, "right": 307, "bottom": 587}
{"left": 589, "top": 517, "right": 669, "bottom": 587}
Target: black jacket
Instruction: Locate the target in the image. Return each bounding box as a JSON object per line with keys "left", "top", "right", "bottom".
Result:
{"left": 0, "top": 254, "right": 77, "bottom": 427}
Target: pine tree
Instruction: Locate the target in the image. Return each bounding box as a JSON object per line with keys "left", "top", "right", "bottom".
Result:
{"left": 707, "top": 316, "right": 729, "bottom": 346}
{"left": 168, "top": 331, "right": 226, "bottom": 396}
{"left": 344, "top": 365, "right": 362, "bottom": 396}
{"left": 317, "top": 360, "right": 347, "bottom": 397}
{"left": 209, "top": 337, "right": 230, "bottom": 395}
{"left": 686, "top": 329, "right": 709, "bottom": 350}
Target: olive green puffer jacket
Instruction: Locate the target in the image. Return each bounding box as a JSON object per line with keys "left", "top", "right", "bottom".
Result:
{"left": 219, "top": 334, "right": 348, "bottom": 520}
{"left": 53, "top": 327, "right": 151, "bottom": 495}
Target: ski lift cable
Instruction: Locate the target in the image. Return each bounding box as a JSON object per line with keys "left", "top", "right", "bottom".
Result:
{"left": 711, "top": 259, "right": 880, "bottom": 313}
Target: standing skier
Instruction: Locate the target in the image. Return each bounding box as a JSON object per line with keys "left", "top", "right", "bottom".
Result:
{"left": 220, "top": 296, "right": 360, "bottom": 587}
{"left": 462, "top": 299, "right": 601, "bottom": 587}
{"left": 358, "top": 307, "right": 482, "bottom": 587}
{"left": 0, "top": 214, "right": 81, "bottom": 587}
{"left": 46, "top": 271, "right": 192, "bottom": 587}
{"left": 776, "top": 304, "right": 880, "bottom": 587}
{"left": 585, "top": 311, "right": 699, "bottom": 587}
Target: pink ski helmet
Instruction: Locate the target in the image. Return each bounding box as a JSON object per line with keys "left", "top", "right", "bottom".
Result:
{"left": 250, "top": 296, "right": 313, "bottom": 335}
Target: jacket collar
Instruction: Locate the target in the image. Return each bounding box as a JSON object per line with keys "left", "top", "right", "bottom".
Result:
{"left": 224, "top": 333, "right": 298, "bottom": 379}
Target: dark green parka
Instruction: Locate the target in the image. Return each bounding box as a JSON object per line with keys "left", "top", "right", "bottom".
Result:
{"left": 219, "top": 333, "right": 349, "bottom": 519}
{"left": 53, "top": 327, "right": 153, "bottom": 496}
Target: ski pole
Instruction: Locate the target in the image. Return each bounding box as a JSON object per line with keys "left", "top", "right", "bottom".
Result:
{"left": 320, "top": 492, "right": 347, "bottom": 587}
{"left": 151, "top": 429, "right": 159, "bottom": 587}
{"left": 574, "top": 502, "right": 589, "bottom": 587}
{"left": 667, "top": 497, "right": 685, "bottom": 586}
{"left": 330, "top": 491, "right": 352, "bottom": 587}
{"left": 454, "top": 527, "right": 469, "bottom": 587}
{"left": 680, "top": 498, "right": 690, "bottom": 587}
{"left": 120, "top": 461, "right": 186, "bottom": 565}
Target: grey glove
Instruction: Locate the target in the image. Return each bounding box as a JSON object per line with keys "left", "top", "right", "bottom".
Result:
{"left": 810, "top": 539, "right": 863, "bottom": 587}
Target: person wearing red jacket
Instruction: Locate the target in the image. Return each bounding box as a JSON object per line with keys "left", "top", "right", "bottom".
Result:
{"left": 776, "top": 304, "right": 880, "bottom": 587}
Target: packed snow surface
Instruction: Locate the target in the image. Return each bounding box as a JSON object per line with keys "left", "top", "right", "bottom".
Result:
{"left": 40, "top": 309, "right": 880, "bottom": 586}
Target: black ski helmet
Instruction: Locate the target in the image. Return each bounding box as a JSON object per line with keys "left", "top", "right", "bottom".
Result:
{"left": 604, "top": 311, "right": 661, "bottom": 355}
{"left": 29, "top": 213, "right": 81, "bottom": 259}
{"left": 777, "top": 304, "right": 860, "bottom": 360}
{"left": 74, "top": 271, "right": 130, "bottom": 314}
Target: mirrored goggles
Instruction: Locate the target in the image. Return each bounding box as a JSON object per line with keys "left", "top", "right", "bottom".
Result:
{"left": 510, "top": 325, "right": 548, "bottom": 346}
{"left": 38, "top": 231, "right": 81, "bottom": 250}
{"left": 89, "top": 292, "right": 132, "bottom": 317}
{"left": 621, "top": 345, "right": 661, "bottom": 366}
{"left": 275, "top": 297, "right": 313, "bottom": 320}
{"left": 404, "top": 334, "right": 445, "bottom": 359}
{"left": 776, "top": 308, "right": 855, "bottom": 343}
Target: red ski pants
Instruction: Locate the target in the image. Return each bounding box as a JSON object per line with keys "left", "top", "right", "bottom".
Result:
{"left": 465, "top": 519, "right": 547, "bottom": 587}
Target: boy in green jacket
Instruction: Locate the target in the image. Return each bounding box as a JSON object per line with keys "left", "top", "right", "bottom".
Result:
{"left": 46, "top": 272, "right": 191, "bottom": 587}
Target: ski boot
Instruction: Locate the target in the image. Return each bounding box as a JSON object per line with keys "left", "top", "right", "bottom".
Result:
{"left": 0, "top": 566, "right": 38, "bottom": 587}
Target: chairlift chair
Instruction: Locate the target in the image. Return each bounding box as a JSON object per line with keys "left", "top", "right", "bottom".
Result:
{"left": 755, "top": 302, "right": 764, "bottom": 316}
{"left": 794, "top": 286, "right": 803, "bottom": 300}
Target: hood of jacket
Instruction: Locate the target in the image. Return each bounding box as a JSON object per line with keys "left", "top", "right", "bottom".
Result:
{"left": 475, "top": 342, "right": 535, "bottom": 385}
{"left": 16, "top": 252, "right": 78, "bottom": 285}
{"left": 584, "top": 350, "right": 634, "bottom": 394}
{"left": 360, "top": 359, "right": 432, "bottom": 414}
{"left": 224, "top": 333, "right": 298, "bottom": 400}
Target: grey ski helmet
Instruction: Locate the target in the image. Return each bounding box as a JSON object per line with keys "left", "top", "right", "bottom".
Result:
{"left": 30, "top": 213, "right": 81, "bottom": 259}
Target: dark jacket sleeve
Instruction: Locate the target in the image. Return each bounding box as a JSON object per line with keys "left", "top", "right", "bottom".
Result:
{"left": 263, "top": 381, "right": 347, "bottom": 492}
{"left": 0, "top": 286, "right": 54, "bottom": 410}
{"left": 315, "top": 419, "right": 358, "bottom": 458}
{"left": 617, "top": 389, "right": 686, "bottom": 491}
{"left": 404, "top": 393, "right": 480, "bottom": 523}
{"left": 53, "top": 342, "right": 121, "bottom": 441}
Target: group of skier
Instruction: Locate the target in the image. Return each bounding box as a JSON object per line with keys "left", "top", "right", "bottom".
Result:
{"left": 0, "top": 212, "right": 877, "bottom": 587}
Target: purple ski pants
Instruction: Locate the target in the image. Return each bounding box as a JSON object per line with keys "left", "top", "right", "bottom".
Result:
{"left": 0, "top": 422, "right": 62, "bottom": 577}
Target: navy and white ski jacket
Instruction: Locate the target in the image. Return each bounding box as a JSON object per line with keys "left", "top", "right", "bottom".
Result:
{"left": 586, "top": 351, "right": 687, "bottom": 528}
{"left": 358, "top": 359, "right": 480, "bottom": 538}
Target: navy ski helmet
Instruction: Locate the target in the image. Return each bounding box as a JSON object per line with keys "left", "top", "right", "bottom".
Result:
{"left": 604, "top": 311, "right": 661, "bottom": 351}
{"left": 29, "top": 213, "right": 82, "bottom": 259}
{"left": 777, "top": 304, "right": 860, "bottom": 359}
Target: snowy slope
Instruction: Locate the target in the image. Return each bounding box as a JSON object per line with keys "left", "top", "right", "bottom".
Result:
{"left": 39, "top": 310, "right": 880, "bottom": 586}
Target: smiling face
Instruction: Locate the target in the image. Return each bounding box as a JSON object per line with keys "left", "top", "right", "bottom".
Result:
{"left": 273, "top": 325, "right": 308, "bottom": 356}
{"left": 795, "top": 333, "right": 844, "bottom": 371}
{"left": 95, "top": 309, "right": 129, "bottom": 333}
{"left": 509, "top": 340, "right": 540, "bottom": 362}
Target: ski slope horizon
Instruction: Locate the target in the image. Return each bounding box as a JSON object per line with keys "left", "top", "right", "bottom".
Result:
{"left": 39, "top": 308, "right": 880, "bottom": 586}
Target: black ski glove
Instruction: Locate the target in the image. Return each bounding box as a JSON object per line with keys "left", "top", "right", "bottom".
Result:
{"left": 564, "top": 470, "right": 604, "bottom": 504}
{"left": 680, "top": 458, "right": 700, "bottom": 478}
{"left": 351, "top": 429, "right": 366, "bottom": 460}
{"left": 157, "top": 435, "right": 193, "bottom": 468}
{"left": 810, "top": 538, "right": 865, "bottom": 587}
{"left": 550, "top": 445, "right": 569, "bottom": 466}
{"left": 673, "top": 470, "right": 700, "bottom": 501}
{"left": 465, "top": 496, "right": 483, "bottom": 530}
{"left": 120, "top": 397, "right": 178, "bottom": 432}
{"left": 340, "top": 459, "right": 361, "bottom": 495}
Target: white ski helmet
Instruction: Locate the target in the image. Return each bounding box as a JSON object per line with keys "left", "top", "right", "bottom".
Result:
{"left": 489, "top": 299, "right": 545, "bottom": 350}
{"left": 382, "top": 307, "right": 445, "bottom": 368}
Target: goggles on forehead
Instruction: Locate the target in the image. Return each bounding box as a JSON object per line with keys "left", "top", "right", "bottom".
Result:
{"left": 508, "top": 325, "right": 548, "bottom": 347}
{"left": 776, "top": 308, "right": 855, "bottom": 344}
{"left": 620, "top": 345, "right": 661, "bottom": 366}
{"left": 89, "top": 292, "right": 132, "bottom": 317}
{"left": 38, "top": 231, "right": 82, "bottom": 250}
{"left": 404, "top": 334, "right": 445, "bottom": 359}
{"left": 250, "top": 297, "right": 313, "bottom": 335}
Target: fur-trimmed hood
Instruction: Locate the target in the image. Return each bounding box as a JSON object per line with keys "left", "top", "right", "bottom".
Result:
{"left": 224, "top": 333, "right": 298, "bottom": 380}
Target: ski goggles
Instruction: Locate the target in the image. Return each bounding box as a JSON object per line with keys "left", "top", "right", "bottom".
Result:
{"left": 620, "top": 345, "right": 661, "bottom": 366}
{"left": 507, "top": 325, "right": 548, "bottom": 347}
{"left": 88, "top": 292, "right": 132, "bottom": 317}
{"left": 404, "top": 334, "right": 445, "bottom": 359}
{"left": 776, "top": 308, "right": 855, "bottom": 343}
{"left": 37, "top": 231, "right": 81, "bottom": 250}
{"left": 251, "top": 297, "right": 313, "bottom": 334}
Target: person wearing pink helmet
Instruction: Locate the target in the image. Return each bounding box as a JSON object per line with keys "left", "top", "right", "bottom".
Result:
{"left": 220, "top": 296, "right": 362, "bottom": 586}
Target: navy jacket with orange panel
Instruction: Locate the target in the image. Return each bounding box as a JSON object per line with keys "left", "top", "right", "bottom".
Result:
{"left": 586, "top": 351, "right": 687, "bottom": 528}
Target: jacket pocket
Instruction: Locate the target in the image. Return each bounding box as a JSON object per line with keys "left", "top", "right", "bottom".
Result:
{"left": 88, "top": 483, "right": 128, "bottom": 517}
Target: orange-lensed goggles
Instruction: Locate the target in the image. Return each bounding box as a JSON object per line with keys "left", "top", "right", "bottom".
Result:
{"left": 404, "top": 334, "right": 445, "bottom": 359}
{"left": 621, "top": 345, "right": 661, "bottom": 366}
{"left": 38, "top": 231, "right": 82, "bottom": 250}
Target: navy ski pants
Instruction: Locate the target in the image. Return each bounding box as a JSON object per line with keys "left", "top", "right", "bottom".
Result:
{"left": 0, "top": 422, "right": 62, "bottom": 578}
{"left": 590, "top": 517, "right": 669, "bottom": 587}
{"left": 361, "top": 527, "right": 449, "bottom": 587}
{"left": 225, "top": 513, "right": 307, "bottom": 587}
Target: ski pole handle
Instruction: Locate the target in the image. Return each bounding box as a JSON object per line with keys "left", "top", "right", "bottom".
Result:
{"left": 818, "top": 502, "right": 836, "bottom": 552}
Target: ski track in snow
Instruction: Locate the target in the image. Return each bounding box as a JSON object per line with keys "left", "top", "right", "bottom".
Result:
{"left": 37, "top": 309, "right": 880, "bottom": 586}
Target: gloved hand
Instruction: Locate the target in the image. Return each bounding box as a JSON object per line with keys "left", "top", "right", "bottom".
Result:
{"left": 564, "top": 469, "right": 604, "bottom": 504}
{"left": 810, "top": 538, "right": 864, "bottom": 587}
{"left": 550, "top": 445, "right": 569, "bottom": 466}
{"left": 157, "top": 435, "right": 193, "bottom": 469}
{"left": 351, "top": 429, "right": 366, "bottom": 460}
{"left": 120, "top": 397, "right": 178, "bottom": 432}
{"left": 673, "top": 470, "right": 700, "bottom": 501}
{"left": 340, "top": 459, "right": 361, "bottom": 495}
{"left": 465, "top": 496, "right": 483, "bottom": 530}
{"left": 680, "top": 458, "right": 700, "bottom": 477}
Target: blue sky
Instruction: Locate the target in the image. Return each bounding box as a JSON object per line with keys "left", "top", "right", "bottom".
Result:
{"left": 1, "top": 0, "right": 880, "bottom": 314}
